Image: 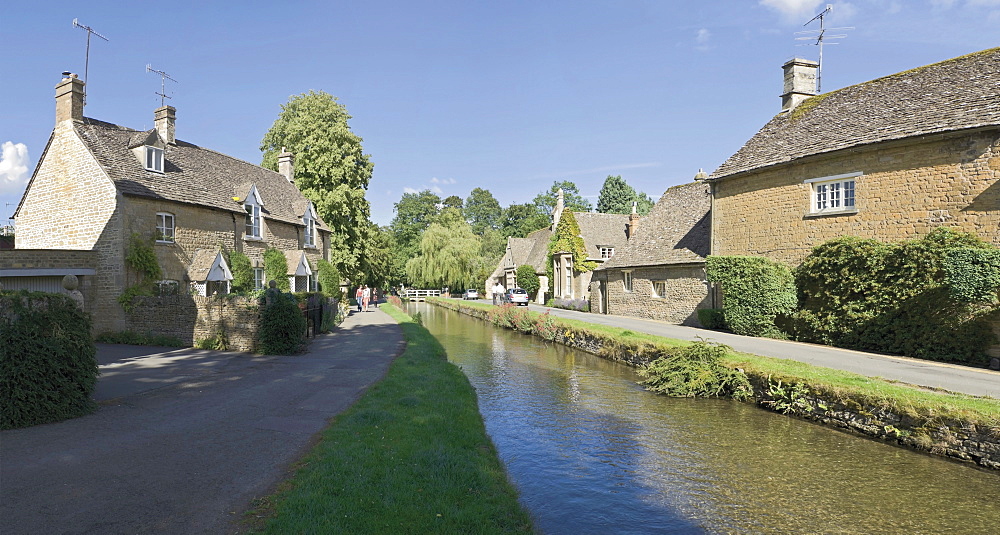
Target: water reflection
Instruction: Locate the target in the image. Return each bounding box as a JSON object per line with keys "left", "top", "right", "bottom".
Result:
{"left": 413, "top": 304, "right": 999, "bottom": 534}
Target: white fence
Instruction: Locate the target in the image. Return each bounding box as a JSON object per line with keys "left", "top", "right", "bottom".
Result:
{"left": 404, "top": 289, "right": 442, "bottom": 301}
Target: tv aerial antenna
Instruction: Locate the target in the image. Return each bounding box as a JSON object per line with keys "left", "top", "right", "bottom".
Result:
{"left": 795, "top": 4, "right": 852, "bottom": 93}
{"left": 72, "top": 18, "right": 109, "bottom": 103}
{"left": 146, "top": 64, "right": 177, "bottom": 107}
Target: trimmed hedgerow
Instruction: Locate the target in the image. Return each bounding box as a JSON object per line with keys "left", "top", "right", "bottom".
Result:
{"left": 787, "top": 228, "right": 997, "bottom": 363}
{"left": 705, "top": 255, "right": 796, "bottom": 338}
{"left": 1, "top": 291, "right": 98, "bottom": 429}
{"left": 697, "top": 308, "right": 726, "bottom": 330}
{"left": 228, "top": 250, "right": 254, "bottom": 293}
{"left": 258, "top": 292, "right": 306, "bottom": 355}
{"left": 317, "top": 259, "right": 341, "bottom": 299}
{"left": 943, "top": 247, "right": 1000, "bottom": 304}
{"left": 264, "top": 248, "right": 291, "bottom": 292}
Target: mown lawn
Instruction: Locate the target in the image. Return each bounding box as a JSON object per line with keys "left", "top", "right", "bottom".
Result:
{"left": 248, "top": 304, "right": 534, "bottom": 534}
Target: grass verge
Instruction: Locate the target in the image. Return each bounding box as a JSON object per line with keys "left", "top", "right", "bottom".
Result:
{"left": 247, "top": 303, "right": 534, "bottom": 534}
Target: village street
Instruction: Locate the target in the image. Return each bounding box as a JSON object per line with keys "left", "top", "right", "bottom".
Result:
{"left": 520, "top": 302, "right": 1000, "bottom": 398}
{"left": 0, "top": 309, "right": 405, "bottom": 535}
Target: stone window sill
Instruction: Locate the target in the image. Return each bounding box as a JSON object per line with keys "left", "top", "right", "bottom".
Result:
{"left": 803, "top": 209, "right": 858, "bottom": 219}
{"left": 244, "top": 236, "right": 263, "bottom": 242}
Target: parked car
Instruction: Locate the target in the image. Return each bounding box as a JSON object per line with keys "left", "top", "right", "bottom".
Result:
{"left": 507, "top": 287, "right": 529, "bottom": 306}
{"left": 463, "top": 289, "right": 479, "bottom": 300}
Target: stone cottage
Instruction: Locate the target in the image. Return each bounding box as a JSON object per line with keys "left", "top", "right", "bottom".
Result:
{"left": 12, "top": 74, "right": 331, "bottom": 334}
{"left": 708, "top": 48, "right": 999, "bottom": 264}
{"left": 488, "top": 189, "right": 631, "bottom": 304}
{"left": 590, "top": 180, "right": 711, "bottom": 324}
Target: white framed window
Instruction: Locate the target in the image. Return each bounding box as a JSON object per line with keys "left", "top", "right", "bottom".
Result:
{"left": 600, "top": 247, "right": 615, "bottom": 259}
{"left": 623, "top": 270, "right": 633, "bottom": 293}
{"left": 805, "top": 172, "right": 860, "bottom": 214}
{"left": 304, "top": 214, "right": 316, "bottom": 247}
{"left": 653, "top": 281, "right": 667, "bottom": 298}
{"left": 156, "top": 212, "right": 175, "bottom": 243}
{"left": 253, "top": 268, "right": 265, "bottom": 290}
{"left": 565, "top": 257, "right": 573, "bottom": 298}
{"left": 145, "top": 146, "right": 164, "bottom": 173}
{"left": 245, "top": 203, "right": 261, "bottom": 238}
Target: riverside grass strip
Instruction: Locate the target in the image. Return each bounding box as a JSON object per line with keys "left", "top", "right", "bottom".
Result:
{"left": 428, "top": 297, "right": 1000, "bottom": 434}
{"left": 249, "top": 304, "right": 533, "bottom": 534}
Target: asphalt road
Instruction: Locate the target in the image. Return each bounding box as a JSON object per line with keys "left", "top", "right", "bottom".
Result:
{"left": 0, "top": 308, "right": 405, "bottom": 535}
{"left": 486, "top": 299, "right": 1000, "bottom": 398}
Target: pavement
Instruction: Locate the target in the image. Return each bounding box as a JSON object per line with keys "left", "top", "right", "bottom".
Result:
{"left": 515, "top": 301, "right": 1000, "bottom": 399}
{"left": 0, "top": 306, "right": 405, "bottom": 535}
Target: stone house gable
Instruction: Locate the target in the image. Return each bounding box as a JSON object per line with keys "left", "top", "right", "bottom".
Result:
{"left": 709, "top": 48, "right": 1000, "bottom": 266}
{"left": 591, "top": 181, "right": 712, "bottom": 325}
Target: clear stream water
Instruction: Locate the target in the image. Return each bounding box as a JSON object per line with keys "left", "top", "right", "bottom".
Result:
{"left": 410, "top": 303, "right": 1000, "bottom": 535}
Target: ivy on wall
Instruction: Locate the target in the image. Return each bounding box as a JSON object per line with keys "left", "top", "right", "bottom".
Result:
{"left": 228, "top": 250, "right": 254, "bottom": 293}
{"left": 119, "top": 233, "right": 163, "bottom": 313}
{"left": 545, "top": 210, "right": 596, "bottom": 294}
{"left": 705, "top": 255, "right": 797, "bottom": 338}
{"left": 264, "top": 247, "right": 290, "bottom": 291}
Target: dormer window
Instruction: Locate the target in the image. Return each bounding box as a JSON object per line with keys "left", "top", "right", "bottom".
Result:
{"left": 245, "top": 203, "right": 261, "bottom": 238}
{"left": 145, "top": 146, "right": 164, "bottom": 173}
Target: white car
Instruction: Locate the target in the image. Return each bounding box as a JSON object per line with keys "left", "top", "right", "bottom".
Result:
{"left": 463, "top": 289, "right": 479, "bottom": 300}
{"left": 507, "top": 288, "right": 529, "bottom": 306}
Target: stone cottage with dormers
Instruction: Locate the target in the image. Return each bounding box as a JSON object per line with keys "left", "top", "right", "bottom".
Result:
{"left": 708, "top": 48, "right": 1000, "bottom": 265}
{"left": 590, "top": 180, "right": 712, "bottom": 324}
{"left": 487, "top": 189, "right": 631, "bottom": 304}
{"left": 13, "top": 74, "right": 331, "bottom": 334}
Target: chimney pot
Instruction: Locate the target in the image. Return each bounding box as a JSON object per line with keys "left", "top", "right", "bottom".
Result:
{"left": 154, "top": 105, "right": 176, "bottom": 144}
{"left": 55, "top": 76, "right": 85, "bottom": 124}
{"left": 781, "top": 58, "right": 819, "bottom": 111}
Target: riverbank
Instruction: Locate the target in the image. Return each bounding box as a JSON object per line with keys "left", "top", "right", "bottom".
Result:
{"left": 427, "top": 297, "right": 1000, "bottom": 471}
{"left": 247, "top": 303, "right": 533, "bottom": 533}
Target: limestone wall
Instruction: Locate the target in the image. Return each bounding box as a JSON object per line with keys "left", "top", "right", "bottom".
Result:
{"left": 594, "top": 264, "right": 710, "bottom": 325}
{"left": 124, "top": 295, "right": 260, "bottom": 352}
{"left": 712, "top": 131, "right": 1000, "bottom": 266}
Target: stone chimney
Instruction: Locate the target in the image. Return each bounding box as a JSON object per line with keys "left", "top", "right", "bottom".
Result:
{"left": 626, "top": 201, "right": 640, "bottom": 240}
{"left": 55, "top": 74, "right": 85, "bottom": 124}
{"left": 781, "top": 58, "right": 819, "bottom": 111}
{"left": 278, "top": 148, "right": 295, "bottom": 183}
{"left": 154, "top": 105, "right": 176, "bottom": 144}
{"left": 551, "top": 188, "right": 565, "bottom": 231}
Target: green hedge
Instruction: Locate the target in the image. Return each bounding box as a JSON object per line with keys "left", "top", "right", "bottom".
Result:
{"left": 788, "top": 228, "right": 997, "bottom": 363}
{"left": 705, "top": 256, "right": 796, "bottom": 338}
{"left": 1, "top": 291, "right": 99, "bottom": 429}
{"left": 697, "top": 308, "right": 726, "bottom": 330}
{"left": 258, "top": 291, "right": 306, "bottom": 354}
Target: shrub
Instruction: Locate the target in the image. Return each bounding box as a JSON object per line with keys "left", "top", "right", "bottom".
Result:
{"left": 317, "top": 260, "right": 342, "bottom": 298}
{"left": 705, "top": 256, "right": 796, "bottom": 338}
{"left": 516, "top": 265, "right": 540, "bottom": 298}
{"left": 637, "top": 340, "right": 753, "bottom": 401}
{"left": 697, "top": 308, "right": 726, "bottom": 330}
{"left": 549, "top": 297, "right": 590, "bottom": 312}
{"left": 264, "top": 248, "right": 290, "bottom": 292}
{"left": 943, "top": 247, "right": 1000, "bottom": 304}
{"left": 258, "top": 292, "right": 306, "bottom": 354}
{"left": 228, "top": 250, "right": 254, "bottom": 293}
{"left": 788, "top": 229, "right": 997, "bottom": 363}
{"left": 1, "top": 291, "right": 99, "bottom": 429}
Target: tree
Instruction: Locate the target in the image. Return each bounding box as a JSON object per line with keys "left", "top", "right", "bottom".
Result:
{"left": 533, "top": 180, "right": 592, "bottom": 216}
{"left": 464, "top": 188, "right": 502, "bottom": 234}
{"left": 316, "top": 259, "right": 341, "bottom": 298}
{"left": 499, "top": 203, "right": 549, "bottom": 238}
{"left": 597, "top": 175, "right": 654, "bottom": 215}
{"left": 264, "top": 247, "right": 290, "bottom": 291}
{"left": 357, "top": 222, "right": 394, "bottom": 289}
{"left": 390, "top": 190, "right": 441, "bottom": 252}
{"left": 406, "top": 211, "right": 481, "bottom": 289}
{"left": 260, "top": 90, "right": 374, "bottom": 284}
{"left": 442, "top": 195, "right": 464, "bottom": 210}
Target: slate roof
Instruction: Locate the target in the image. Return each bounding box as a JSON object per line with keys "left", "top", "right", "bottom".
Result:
{"left": 74, "top": 118, "right": 327, "bottom": 230}
{"left": 599, "top": 182, "right": 710, "bottom": 269}
{"left": 574, "top": 212, "right": 630, "bottom": 260}
{"left": 711, "top": 47, "right": 1000, "bottom": 180}
{"left": 187, "top": 249, "right": 229, "bottom": 281}
{"left": 521, "top": 227, "right": 553, "bottom": 274}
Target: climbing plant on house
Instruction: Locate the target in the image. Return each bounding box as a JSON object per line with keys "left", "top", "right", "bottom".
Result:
{"left": 119, "top": 233, "right": 163, "bottom": 313}
{"left": 227, "top": 250, "right": 254, "bottom": 293}
{"left": 705, "top": 255, "right": 797, "bottom": 338}
{"left": 263, "top": 247, "right": 290, "bottom": 291}
{"left": 545, "top": 210, "right": 596, "bottom": 294}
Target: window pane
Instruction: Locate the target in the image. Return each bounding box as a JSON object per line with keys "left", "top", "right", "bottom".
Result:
{"left": 816, "top": 184, "right": 827, "bottom": 210}
{"left": 830, "top": 182, "right": 840, "bottom": 208}
{"left": 844, "top": 180, "right": 855, "bottom": 207}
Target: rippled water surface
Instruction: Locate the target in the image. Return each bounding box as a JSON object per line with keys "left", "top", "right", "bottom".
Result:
{"left": 411, "top": 303, "right": 1000, "bottom": 534}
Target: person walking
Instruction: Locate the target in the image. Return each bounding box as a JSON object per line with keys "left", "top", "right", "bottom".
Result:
{"left": 355, "top": 285, "right": 363, "bottom": 312}
{"left": 362, "top": 285, "right": 371, "bottom": 312}
{"left": 494, "top": 281, "right": 505, "bottom": 305}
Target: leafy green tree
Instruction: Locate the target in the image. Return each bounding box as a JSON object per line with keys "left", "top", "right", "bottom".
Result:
{"left": 358, "top": 222, "right": 395, "bottom": 289}
{"left": 260, "top": 90, "right": 374, "bottom": 283}
{"left": 442, "top": 195, "right": 464, "bottom": 210}
{"left": 227, "top": 250, "right": 253, "bottom": 293}
{"left": 390, "top": 190, "right": 441, "bottom": 252}
{"left": 317, "top": 259, "right": 341, "bottom": 298}
{"left": 533, "top": 180, "right": 592, "bottom": 215}
{"left": 464, "top": 188, "right": 502, "bottom": 234}
{"left": 499, "top": 203, "right": 549, "bottom": 238}
{"left": 406, "top": 210, "right": 481, "bottom": 290}
{"left": 597, "top": 175, "right": 654, "bottom": 215}
{"left": 264, "top": 247, "right": 290, "bottom": 291}
{"left": 516, "top": 264, "right": 540, "bottom": 297}
{"left": 479, "top": 228, "right": 506, "bottom": 262}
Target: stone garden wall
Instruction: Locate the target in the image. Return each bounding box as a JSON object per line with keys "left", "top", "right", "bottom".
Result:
{"left": 125, "top": 295, "right": 260, "bottom": 352}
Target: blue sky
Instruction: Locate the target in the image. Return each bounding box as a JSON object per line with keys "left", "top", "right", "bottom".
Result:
{"left": 2, "top": 0, "right": 998, "bottom": 227}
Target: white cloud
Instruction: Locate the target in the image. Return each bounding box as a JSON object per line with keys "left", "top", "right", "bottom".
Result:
{"left": 429, "top": 177, "right": 456, "bottom": 185}
{"left": 403, "top": 187, "right": 420, "bottom": 194}
{"left": 430, "top": 185, "right": 443, "bottom": 194}
{"left": 0, "top": 142, "right": 29, "bottom": 195}
{"left": 696, "top": 28, "right": 711, "bottom": 44}
{"left": 760, "top": 0, "right": 825, "bottom": 20}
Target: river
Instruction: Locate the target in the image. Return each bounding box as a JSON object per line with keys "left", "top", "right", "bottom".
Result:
{"left": 411, "top": 303, "right": 999, "bottom": 534}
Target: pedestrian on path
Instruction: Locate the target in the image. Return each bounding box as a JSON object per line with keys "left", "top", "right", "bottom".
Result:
{"left": 494, "top": 282, "right": 505, "bottom": 305}
{"left": 355, "top": 285, "right": 363, "bottom": 312}
{"left": 362, "top": 285, "right": 371, "bottom": 312}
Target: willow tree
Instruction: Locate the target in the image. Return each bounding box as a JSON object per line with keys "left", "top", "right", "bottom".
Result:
{"left": 405, "top": 208, "right": 481, "bottom": 290}
{"left": 260, "top": 90, "right": 374, "bottom": 283}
